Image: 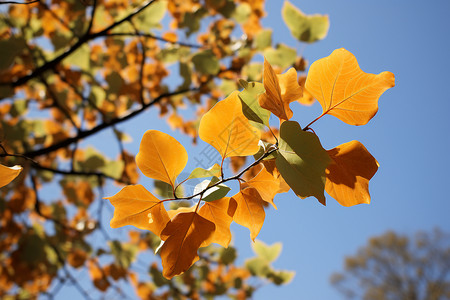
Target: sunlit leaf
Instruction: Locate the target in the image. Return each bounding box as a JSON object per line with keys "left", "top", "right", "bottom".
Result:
{"left": 282, "top": 0, "right": 329, "bottom": 43}
{"left": 263, "top": 43, "right": 297, "bottom": 70}
{"left": 231, "top": 187, "right": 265, "bottom": 241}
{"left": 160, "top": 212, "right": 215, "bottom": 279}
{"left": 305, "top": 48, "right": 395, "bottom": 125}
{"left": 238, "top": 80, "right": 270, "bottom": 126}
{"left": 106, "top": 185, "right": 170, "bottom": 237}
{"left": 259, "top": 58, "right": 302, "bottom": 120}
{"left": 198, "top": 197, "right": 237, "bottom": 247}
{"left": 199, "top": 91, "right": 261, "bottom": 158}
{"left": 326, "top": 140, "right": 379, "bottom": 206}
{"left": 276, "top": 121, "right": 331, "bottom": 204}
{"left": 136, "top": 130, "right": 188, "bottom": 187}
{"left": 0, "top": 164, "right": 22, "bottom": 188}
{"left": 187, "top": 164, "right": 221, "bottom": 180}
{"left": 245, "top": 166, "right": 280, "bottom": 209}
{"left": 192, "top": 50, "right": 220, "bottom": 75}
{"left": 252, "top": 239, "right": 282, "bottom": 263}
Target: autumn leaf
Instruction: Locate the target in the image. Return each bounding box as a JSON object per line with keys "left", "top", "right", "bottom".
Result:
{"left": 231, "top": 187, "right": 265, "bottom": 241}
{"left": 238, "top": 79, "right": 270, "bottom": 126}
{"left": 326, "top": 140, "right": 379, "bottom": 206}
{"left": 282, "top": 0, "right": 329, "bottom": 43}
{"left": 305, "top": 48, "right": 395, "bottom": 126}
{"left": 135, "top": 130, "right": 188, "bottom": 187}
{"left": 245, "top": 166, "right": 280, "bottom": 209}
{"left": 0, "top": 164, "right": 22, "bottom": 188}
{"left": 198, "top": 197, "right": 237, "bottom": 247}
{"left": 297, "top": 75, "right": 315, "bottom": 106}
{"left": 259, "top": 58, "right": 302, "bottom": 120}
{"left": 199, "top": 91, "right": 261, "bottom": 158}
{"left": 276, "top": 121, "right": 331, "bottom": 205}
{"left": 159, "top": 212, "right": 215, "bottom": 279}
{"left": 106, "top": 185, "right": 170, "bottom": 237}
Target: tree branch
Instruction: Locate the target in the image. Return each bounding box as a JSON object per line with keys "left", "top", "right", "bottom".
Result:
{"left": 22, "top": 87, "right": 198, "bottom": 158}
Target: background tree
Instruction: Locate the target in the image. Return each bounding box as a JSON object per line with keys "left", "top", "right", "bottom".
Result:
{"left": 0, "top": 0, "right": 324, "bottom": 298}
{"left": 330, "top": 229, "right": 450, "bottom": 300}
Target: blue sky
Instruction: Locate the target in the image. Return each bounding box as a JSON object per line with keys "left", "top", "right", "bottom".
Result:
{"left": 84, "top": 0, "right": 450, "bottom": 299}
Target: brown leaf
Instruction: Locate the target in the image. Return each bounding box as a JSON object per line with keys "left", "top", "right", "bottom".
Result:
{"left": 160, "top": 212, "right": 215, "bottom": 279}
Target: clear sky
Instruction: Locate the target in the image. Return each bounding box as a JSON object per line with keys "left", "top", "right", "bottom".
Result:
{"left": 96, "top": 0, "right": 450, "bottom": 299}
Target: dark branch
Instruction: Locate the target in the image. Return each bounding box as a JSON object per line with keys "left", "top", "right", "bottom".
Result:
{"left": 0, "top": 0, "right": 158, "bottom": 88}
{"left": 22, "top": 87, "right": 197, "bottom": 158}
{"left": 0, "top": 0, "right": 39, "bottom": 5}
{"left": 104, "top": 32, "right": 203, "bottom": 49}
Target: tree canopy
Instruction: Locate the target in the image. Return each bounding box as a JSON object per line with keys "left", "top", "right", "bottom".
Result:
{"left": 0, "top": 0, "right": 394, "bottom": 298}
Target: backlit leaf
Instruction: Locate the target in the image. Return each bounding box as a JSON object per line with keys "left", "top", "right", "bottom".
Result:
{"left": 305, "top": 48, "right": 395, "bottom": 125}
{"left": 282, "top": 1, "right": 329, "bottom": 43}
{"left": 238, "top": 80, "right": 270, "bottom": 126}
{"left": 160, "top": 212, "right": 215, "bottom": 279}
{"left": 245, "top": 166, "right": 280, "bottom": 209}
{"left": 326, "top": 140, "right": 379, "bottom": 206}
{"left": 252, "top": 239, "right": 282, "bottom": 263}
{"left": 199, "top": 91, "right": 261, "bottom": 158}
{"left": 259, "top": 58, "right": 302, "bottom": 120}
{"left": 0, "top": 164, "right": 22, "bottom": 188}
{"left": 193, "top": 179, "right": 231, "bottom": 203}
{"left": 187, "top": 164, "right": 221, "bottom": 180}
{"left": 198, "top": 197, "right": 237, "bottom": 247}
{"left": 276, "top": 121, "right": 331, "bottom": 204}
{"left": 263, "top": 43, "right": 297, "bottom": 70}
{"left": 231, "top": 187, "right": 265, "bottom": 241}
{"left": 192, "top": 50, "right": 220, "bottom": 75}
{"left": 106, "top": 185, "right": 170, "bottom": 237}
{"left": 136, "top": 130, "right": 188, "bottom": 187}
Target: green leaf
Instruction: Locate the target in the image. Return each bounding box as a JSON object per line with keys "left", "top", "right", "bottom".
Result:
{"left": 154, "top": 180, "right": 184, "bottom": 199}
{"left": 178, "top": 62, "right": 192, "bottom": 90}
{"left": 194, "top": 178, "right": 231, "bottom": 202}
{"left": 268, "top": 270, "right": 296, "bottom": 285}
{"left": 149, "top": 264, "right": 169, "bottom": 287}
{"left": 192, "top": 50, "right": 220, "bottom": 75}
{"left": 64, "top": 43, "right": 90, "bottom": 70}
{"left": 180, "top": 7, "right": 208, "bottom": 36}
{"left": 101, "top": 160, "right": 124, "bottom": 179}
{"left": 157, "top": 46, "right": 191, "bottom": 64}
{"left": 109, "top": 240, "right": 138, "bottom": 269}
{"left": 232, "top": 3, "right": 251, "bottom": 23}
{"left": 242, "top": 63, "right": 263, "bottom": 82}
{"left": 10, "top": 99, "right": 28, "bottom": 118}
{"left": 238, "top": 80, "right": 270, "bottom": 126}
{"left": 252, "top": 239, "right": 282, "bottom": 263}
{"left": 263, "top": 43, "right": 297, "bottom": 70}
{"left": 276, "top": 121, "right": 331, "bottom": 204}
{"left": 187, "top": 164, "right": 221, "bottom": 180}
{"left": 282, "top": 1, "right": 329, "bottom": 43}
{"left": 136, "top": 0, "right": 167, "bottom": 31}
{"left": 0, "top": 37, "right": 26, "bottom": 71}
{"left": 245, "top": 257, "right": 271, "bottom": 276}
{"left": 253, "top": 141, "right": 278, "bottom": 161}
{"left": 254, "top": 29, "right": 272, "bottom": 51}
{"left": 220, "top": 246, "right": 237, "bottom": 265}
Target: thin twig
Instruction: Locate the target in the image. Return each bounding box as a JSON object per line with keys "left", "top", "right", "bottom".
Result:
{"left": 0, "top": 0, "right": 39, "bottom": 5}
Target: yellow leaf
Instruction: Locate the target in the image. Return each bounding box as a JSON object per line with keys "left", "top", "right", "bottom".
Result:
{"left": 305, "top": 48, "right": 395, "bottom": 125}
{"left": 325, "top": 141, "right": 379, "bottom": 206}
{"left": 199, "top": 91, "right": 261, "bottom": 158}
{"left": 135, "top": 130, "right": 188, "bottom": 187}
{"left": 160, "top": 212, "right": 215, "bottom": 279}
{"left": 297, "top": 75, "right": 315, "bottom": 106}
{"left": 0, "top": 164, "right": 22, "bottom": 188}
{"left": 198, "top": 197, "right": 237, "bottom": 247}
{"left": 106, "top": 185, "right": 170, "bottom": 237}
{"left": 245, "top": 166, "right": 280, "bottom": 209}
{"left": 231, "top": 187, "right": 265, "bottom": 241}
{"left": 259, "top": 58, "right": 302, "bottom": 120}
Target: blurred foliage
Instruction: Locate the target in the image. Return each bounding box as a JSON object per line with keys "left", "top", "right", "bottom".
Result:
{"left": 0, "top": 0, "right": 325, "bottom": 298}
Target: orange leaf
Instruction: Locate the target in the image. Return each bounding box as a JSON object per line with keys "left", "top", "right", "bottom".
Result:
{"left": 305, "top": 48, "right": 395, "bottom": 125}
{"left": 135, "top": 130, "right": 188, "bottom": 187}
{"left": 297, "top": 75, "right": 315, "bottom": 106}
{"left": 325, "top": 141, "right": 379, "bottom": 206}
{"left": 160, "top": 212, "right": 215, "bottom": 279}
{"left": 199, "top": 91, "right": 261, "bottom": 158}
{"left": 0, "top": 164, "right": 22, "bottom": 188}
{"left": 245, "top": 166, "right": 280, "bottom": 209}
{"left": 106, "top": 185, "right": 170, "bottom": 237}
{"left": 231, "top": 187, "right": 265, "bottom": 241}
{"left": 259, "top": 58, "right": 302, "bottom": 120}
{"left": 198, "top": 197, "right": 237, "bottom": 247}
